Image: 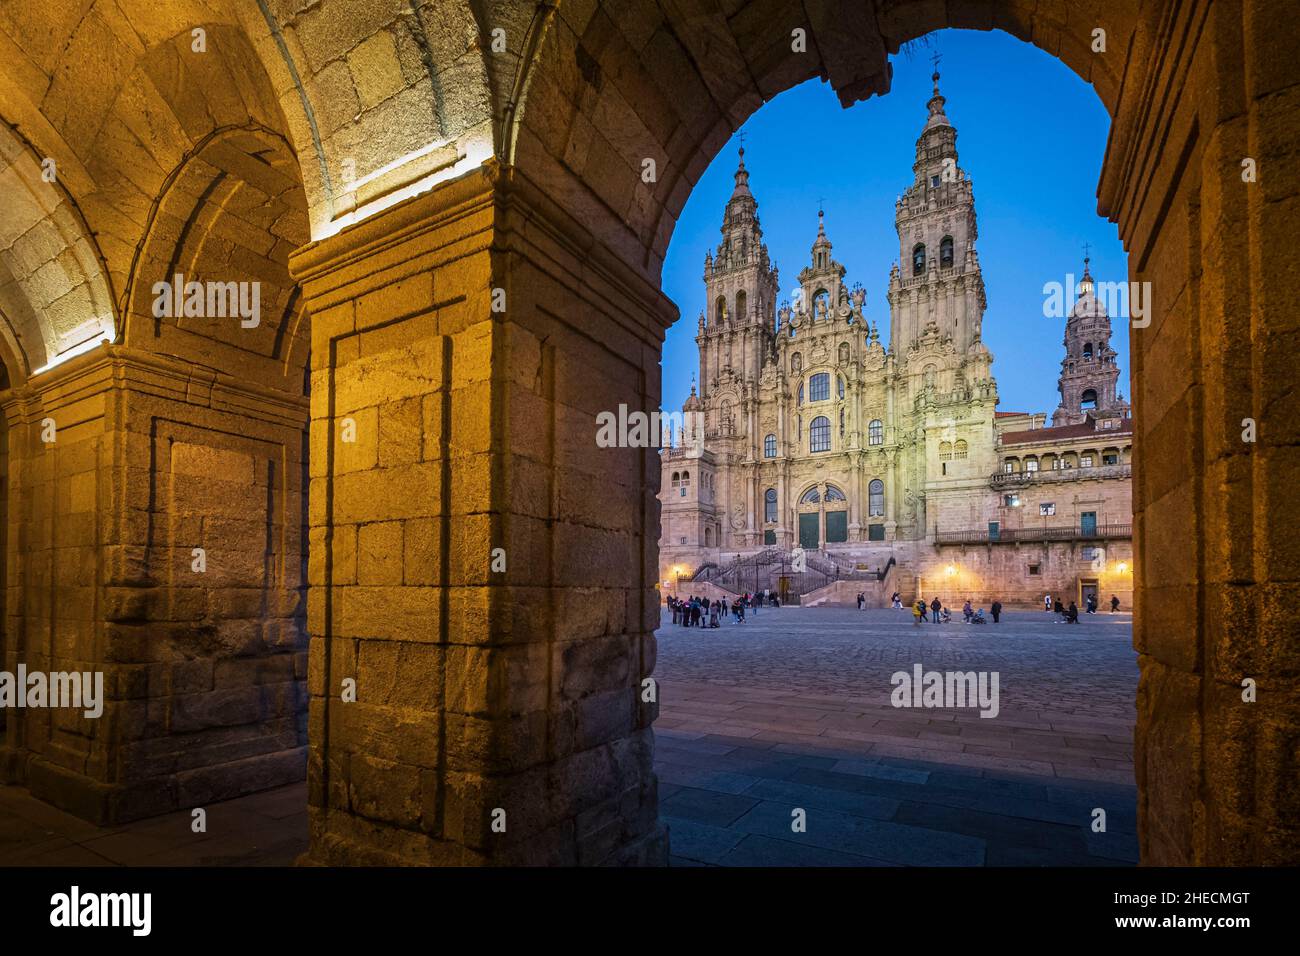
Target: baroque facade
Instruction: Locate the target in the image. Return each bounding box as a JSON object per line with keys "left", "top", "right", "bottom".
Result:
{"left": 660, "top": 72, "right": 1135, "bottom": 608}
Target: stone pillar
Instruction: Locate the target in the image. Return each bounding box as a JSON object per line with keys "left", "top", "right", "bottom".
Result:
{"left": 0, "top": 346, "right": 308, "bottom": 823}
{"left": 289, "top": 162, "right": 670, "bottom": 865}
{"left": 1107, "top": 1, "right": 1300, "bottom": 865}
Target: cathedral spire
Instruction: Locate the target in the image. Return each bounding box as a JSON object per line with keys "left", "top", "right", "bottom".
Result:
{"left": 730, "top": 146, "right": 751, "bottom": 199}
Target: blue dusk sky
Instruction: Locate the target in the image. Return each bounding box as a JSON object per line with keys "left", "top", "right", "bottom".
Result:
{"left": 659, "top": 28, "right": 1131, "bottom": 419}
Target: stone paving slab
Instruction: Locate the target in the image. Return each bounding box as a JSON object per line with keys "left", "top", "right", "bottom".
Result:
{"left": 0, "top": 782, "right": 308, "bottom": 867}
{"left": 656, "top": 607, "right": 1138, "bottom": 866}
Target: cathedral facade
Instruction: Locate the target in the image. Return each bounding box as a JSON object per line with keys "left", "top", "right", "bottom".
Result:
{"left": 660, "top": 72, "right": 1135, "bottom": 608}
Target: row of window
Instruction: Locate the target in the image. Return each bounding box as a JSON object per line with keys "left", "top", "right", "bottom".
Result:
{"left": 763, "top": 419, "right": 884, "bottom": 457}
{"left": 911, "top": 235, "right": 955, "bottom": 275}
{"left": 763, "top": 481, "right": 886, "bottom": 522}
{"left": 1001, "top": 447, "right": 1127, "bottom": 473}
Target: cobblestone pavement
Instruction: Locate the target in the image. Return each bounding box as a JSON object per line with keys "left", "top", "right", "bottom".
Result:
{"left": 654, "top": 606, "right": 1139, "bottom": 866}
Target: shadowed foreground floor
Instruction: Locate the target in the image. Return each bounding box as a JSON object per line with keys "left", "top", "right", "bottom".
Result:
{"left": 0, "top": 607, "right": 1139, "bottom": 866}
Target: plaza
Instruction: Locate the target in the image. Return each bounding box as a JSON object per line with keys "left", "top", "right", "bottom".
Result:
{"left": 0, "top": 604, "right": 1136, "bottom": 867}
{"left": 654, "top": 606, "right": 1139, "bottom": 866}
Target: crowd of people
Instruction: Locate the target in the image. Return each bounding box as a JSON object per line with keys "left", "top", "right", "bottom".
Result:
{"left": 666, "top": 590, "right": 777, "bottom": 627}
{"left": 666, "top": 588, "right": 1123, "bottom": 628}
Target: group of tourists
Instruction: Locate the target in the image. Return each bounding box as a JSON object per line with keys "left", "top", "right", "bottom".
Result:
{"left": 1043, "top": 592, "right": 1120, "bottom": 623}
{"left": 910, "top": 596, "right": 997, "bottom": 625}
{"left": 667, "top": 590, "right": 778, "bottom": 628}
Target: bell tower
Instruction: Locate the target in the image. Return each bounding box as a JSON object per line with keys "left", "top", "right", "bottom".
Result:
{"left": 1052, "top": 257, "right": 1130, "bottom": 426}
{"left": 887, "top": 64, "right": 988, "bottom": 363}
{"left": 698, "top": 147, "right": 780, "bottom": 394}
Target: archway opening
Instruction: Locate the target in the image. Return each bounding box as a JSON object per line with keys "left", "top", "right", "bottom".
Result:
{"left": 655, "top": 28, "right": 1138, "bottom": 867}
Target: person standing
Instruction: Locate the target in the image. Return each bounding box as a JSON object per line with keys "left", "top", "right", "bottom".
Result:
{"left": 857, "top": 592, "right": 865, "bottom": 611}
{"left": 990, "top": 599, "right": 1002, "bottom": 623}
{"left": 930, "top": 596, "right": 942, "bottom": 624}
{"left": 1044, "top": 594, "right": 1052, "bottom": 612}
{"left": 962, "top": 599, "right": 973, "bottom": 623}
{"left": 913, "top": 599, "right": 924, "bottom": 626}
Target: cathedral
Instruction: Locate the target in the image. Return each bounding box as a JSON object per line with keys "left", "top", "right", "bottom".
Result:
{"left": 660, "top": 70, "right": 1135, "bottom": 608}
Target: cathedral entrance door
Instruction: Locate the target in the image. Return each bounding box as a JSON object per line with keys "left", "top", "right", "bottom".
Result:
{"left": 799, "top": 512, "right": 819, "bottom": 550}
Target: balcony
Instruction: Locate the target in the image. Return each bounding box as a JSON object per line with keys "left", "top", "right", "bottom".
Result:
{"left": 989, "top": 462, "right": 1131, "bottom": 487}
{"left": 934, "top": 523, "right": 1133, "bottom": 545}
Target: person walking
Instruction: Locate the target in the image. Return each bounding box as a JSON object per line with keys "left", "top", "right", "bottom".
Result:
{"left": 1110, "top": 594, "right": 1120, "bottom": 613}
{"left": 962, "top": 599, "right": 973, "bottom": 623}
{"left": 1044, "top": 594, "right": 1053, "bottom": 613}
{"left": 857, "top": 592, "right": 865, "bottom": 611}
{"left": 930, "top": 596, "right": 942, "bottom": 624}
{"left": 990, "top": 599, "right": 1002, "bottom": 624}
{"left": 913, "top": 598, "right": 924, "bottom": 626}
{"left": 1066, "top": 601, "right": 1080, "bottom": 623}
{"left": 1054, "top": 598, "right": 1065, "bottom": 622}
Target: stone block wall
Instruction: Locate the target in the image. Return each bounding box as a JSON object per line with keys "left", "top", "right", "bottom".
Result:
{"left": 289, "top": 163, "right": 668, "bottom": 865}
{"left": 0, "top": 346, "right": 308, "bottom": 823}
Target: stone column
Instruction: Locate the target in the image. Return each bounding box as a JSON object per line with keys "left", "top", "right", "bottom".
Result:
{"left": 289, "top": 162, "right": 669, "bottom": 865}
{"left": 1105, "top": 1, "right": 1300, "bottom": 865}
{"left": 0, "top": 346, "right": 308, "bottom": 823}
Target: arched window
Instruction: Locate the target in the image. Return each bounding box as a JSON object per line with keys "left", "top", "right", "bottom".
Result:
{"left": 954, "top": 439, "right": 968, "bottom": 459}
{"left": 869, "top": 479, "right": 885, "bottom": 516}
{"left": 939, "top": 441, "right": 953, "bottom": 461}
{"left": 1083, "top": 341, "right": 1094, "bottom": 360}
{"left": 764, "top": 488, "right": 777, "bottom": 523}
{"left": 809, "top": 372, "right": 830, "bottom": 402}
{"left": 798, "top": 383, "right": 804, "bottom": 406}
{"left": 912, "top": 243, "right": 926, "bottom": 275}
{"left": 940, "top": 235, "right": 954, "bottom": 268}
{"left": 868, "top": 419, "right": 884, "bottom": 446}
{"left": 671, "top": 472, "right": 680, "bottom": 486}
{"left": 837, "top": 375, "right": 845, "bottom": 399}
{"left": 715, "top": 296, "right": 727, "bottom": 324}
{"left": 681, "top": 471, "right": 690, "bottom": 483}
{"left": 800, "top": 487, "right": 821, "bottom": 504}
{"left": 705, "top": 527, "right": 712, "bottom": 546}
{"left": 810, "top": 416, "right": 831, "bottom": 453}
{"left": 764, "top": 434, "right": 776, "bottom": 458}
{"left": 825, "top": 485, "right": 846, "bottom": 502}
{"left": 736, "top": 290, "right": 747, "bottom": 322}
{"left": 1081, "top": 388, "right": 1098, "bottom": 410}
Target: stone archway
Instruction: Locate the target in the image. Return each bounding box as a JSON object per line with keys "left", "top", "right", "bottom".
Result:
{"left": 289, "top": 0, "right": 1294, "bottom": 866}
{"left": 0, "top": 0, "right": 1292, "bottom": 867}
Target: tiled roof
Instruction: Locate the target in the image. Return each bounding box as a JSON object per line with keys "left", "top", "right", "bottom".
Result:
{"left": 1000, "top": 419, "right": 1133, "bottom": 446}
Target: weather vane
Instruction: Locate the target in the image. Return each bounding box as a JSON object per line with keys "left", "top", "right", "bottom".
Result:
{"left": 931, "top": 51, "right": 942, "bottom": 73}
